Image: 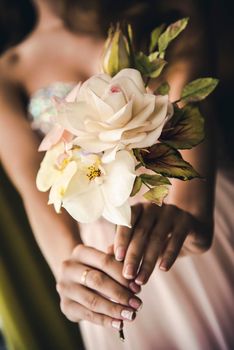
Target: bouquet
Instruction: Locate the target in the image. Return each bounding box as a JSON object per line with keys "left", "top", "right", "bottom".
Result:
{"left": 36, "top": 18, "right": 218, "bottom": 228}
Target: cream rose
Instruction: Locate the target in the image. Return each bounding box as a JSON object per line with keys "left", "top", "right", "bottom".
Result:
{"left": 52, "top": 68, "right": 172, "bottom": 162}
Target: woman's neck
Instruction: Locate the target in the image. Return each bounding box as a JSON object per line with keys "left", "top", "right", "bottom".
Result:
{"left": 33, "top": 0, "right": 63, "bottom": 31}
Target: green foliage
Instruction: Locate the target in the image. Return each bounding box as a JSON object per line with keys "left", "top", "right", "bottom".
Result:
{"left": 158, "top": 17, "right": 189, "bottom": 53}
{"left": 160, "top": 105, "right": 205, "bottom": 149}
{"left": 140, "top": 174, "right": 171, "bottom": 186}
{"left": 149, "top": 24, "right": 166, "bottom": 53}
{"left": 181, "top": 78, "right": 219, "bottom": 103}
{"left": 135, "top": 52, "right": 167, "bottom": 79}
{"left": 135, "top": 143, "right": 200, "bottom": 180}
{"left": 143, "top": 186, "right": 169, "bottom": 206}
{"left": 130, "top": 176, "right": 142, "bottom": 196}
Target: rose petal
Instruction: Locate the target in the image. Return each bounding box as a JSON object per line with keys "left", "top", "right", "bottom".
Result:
{"left": 73, "top": 135, "right": 115, "bottom": 153}
{"left": 105, "top": 100, "right": 133, "bottom": 127}
{"left": 65, "top": 83, "right": 81, "bottom": 102}
{"left": 125, "top": 94, "right": 156, "bottom": 129}
{"left": 79, "top": 74, "right": 111, "bottom": 101}
{"left": 55, "top": 101, "right": 94, "bottom": 135}
{"left": 88, "top": 89, "right": 114, "bottom": 120}
{"left": 113, "top": 69, "right": 145, "bottom": 93}
{"left": 130, "top": 120, "right": 165, "bottom": 148}
{"left": 102, "top": 87, "right": 127, "bottom": 113}
{"left": 38, "top": 124, "right": 64, "bottom": 151}
{"left": 111, "top": 76, "right": 144, "bottom": 115}
{"left": 122, "top": 132, "right": 147, "bottom": 145}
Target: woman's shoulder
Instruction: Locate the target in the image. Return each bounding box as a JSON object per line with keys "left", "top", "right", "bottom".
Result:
{"left": 0, "top": 49, "right": 28, "bottom": 113}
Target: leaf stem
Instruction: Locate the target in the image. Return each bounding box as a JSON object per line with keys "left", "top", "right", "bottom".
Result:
{"left": 141, "top": 179, "right": 151, "bottom": 190}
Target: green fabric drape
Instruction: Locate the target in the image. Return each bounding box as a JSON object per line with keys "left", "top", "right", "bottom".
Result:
{"left": 0, "top": 165, "right": 85, "bottom": 350}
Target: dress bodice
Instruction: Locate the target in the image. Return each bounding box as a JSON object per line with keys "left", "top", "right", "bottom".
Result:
{"left": 29, "top": 82, "right": 75, "bottom": 134}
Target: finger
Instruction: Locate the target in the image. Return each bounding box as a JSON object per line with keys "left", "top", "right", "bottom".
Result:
{"left": 57, "top": 282, "right": 137, "bottom": 322}
{"left": 59, "top": 262, "right": 142, "bottom": 310}
{"left": 107, "top": 244, "right": 114, "bottom": 255}
{"left": 114, "top": 204, "right": 142, "bottom": 261}
{"left": 135, "top": 220, "right": 173, "bottom": 285}
{"left": 123, "top": 206, "right": 156, "bottom": 280}
{"left": 72, "top": 245, "right": 140, "bottom": 292}
{"left": 60, "top": 297, "right": 124, "bottom": 330}
{"left": 159, "top": 230, "right": 187, "bottom": 271}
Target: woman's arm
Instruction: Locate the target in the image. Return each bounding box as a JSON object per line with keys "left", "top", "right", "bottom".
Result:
{"left": 0, "top": 77, "right": 82, "bottom": 279}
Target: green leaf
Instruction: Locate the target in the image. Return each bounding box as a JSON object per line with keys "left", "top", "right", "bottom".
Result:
{"left": 158, "top": 17, "right": 189, "bottom": 53}
{"left": 140, "top": 174, "right": 171, "bottom": 186}
{"left": 135, "top": 52, "right": 166, "bottom": 79}
{"left": 143, "top": 186, "right": 169, "bottom": 206}
{"left": 181, "top": 78, "right": 219, "bottom": 103}
{"left": 154, "top": 81, "right": 170, "bottom": 95}
{"left": 137, "top": 143, "right": 200, "bottom": 180}
{"left": 135, "top": 52, "right": 152, "bottom": 75}
{"left": 149, "top": 24, "right": 166, "bottom": 53}
{"left": 148, "top": 51, "right": 159, "bottom": 61}
{"left": 133, "top": 148, "right": 146, "bottom": 166}
{"left": 148, "top": 59, "right": 167, "bottom": 78}
{"left": 160, "top": 105, "right": 205, "bottom": 149}
{"left": 130, "top": 176, "right": 142, "bottom": 197}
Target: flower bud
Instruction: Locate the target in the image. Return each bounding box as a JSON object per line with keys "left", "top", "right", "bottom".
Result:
{"left": 102, "top": 24, "right": 131, "bottom": 77}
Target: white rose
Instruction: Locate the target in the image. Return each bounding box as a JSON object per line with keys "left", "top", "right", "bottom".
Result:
{"left": 54, "top": 68, "right": 173, "bottom": 162}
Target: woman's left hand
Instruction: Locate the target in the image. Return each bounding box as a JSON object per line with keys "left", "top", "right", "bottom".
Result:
{"left": 114, "top": 203, "right": 213, "bottom": 285}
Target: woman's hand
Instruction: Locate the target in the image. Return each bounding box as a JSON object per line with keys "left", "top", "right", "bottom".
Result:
{"left": 56, "top": 244, "right": 142, "bottom": 331}
{"left": 114, "top": 203, "right": 213, "bottom": 285}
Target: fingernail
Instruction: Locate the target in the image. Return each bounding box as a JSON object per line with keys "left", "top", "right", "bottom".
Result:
{"left": 115, "top": 246, "right": 125, "bottom": 261}
{"left": 129, "top": 282, "right": 141, "bottom": 294}
{"left": 159, "top": 260, "right": 168, "bottom": 271}
{"left": 129, "top": 298, "right": 142, "bottom": 310}
{"left": 121, "top": 309, "right": 136, "bottom": 321}
{"left": 111, "top": 320, "right": 123, "bottom": 330}
{"left": 135, "top": 272, "right": 147, "bottom": 285}
{"left": 124, "top": 264, "right": 135, "bottom": 279}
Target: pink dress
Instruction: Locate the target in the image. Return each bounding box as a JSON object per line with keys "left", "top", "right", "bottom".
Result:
{"left": 30, "top": 85, "right": 234, "bottom": 350}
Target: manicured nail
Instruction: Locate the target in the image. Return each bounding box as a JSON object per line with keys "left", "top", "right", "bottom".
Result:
{"left": 124, "top": 264, "right": 135, "bottom": 279}
{"left": 135, "top": 272, "right": 147, "bottom": 285}
{"left": 111, "top": 320, "right": 123, "bottom": 330}
{"left": 129, "top": 282, "right": 141, "bottom": 294}
{"left": 129, "top": 298, "right": 142, "bottom": 310}
{"left": 159, "top": 260, "right": 168, "bottom": 271}
{"left": 115, "top": 246, "right": 125, "bottom": 261}
{"left": 121, "top": 309, "right": 136, "bottom": 321}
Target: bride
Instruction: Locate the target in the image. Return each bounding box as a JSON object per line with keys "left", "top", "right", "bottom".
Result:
{"left": 0, "top": 0, "right": 233, "bottom": 349}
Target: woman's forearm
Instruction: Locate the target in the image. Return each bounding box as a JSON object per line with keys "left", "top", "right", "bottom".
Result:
{"left": 0, "top": 82, "right": 82, "bottom": 280}
{"left": 22, "top": 188, "right": 82, "bottom": 280}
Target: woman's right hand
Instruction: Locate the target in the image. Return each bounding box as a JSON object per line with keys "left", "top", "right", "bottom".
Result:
{"left": 56, "top": 244, "right": 142, "bottom": 331}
